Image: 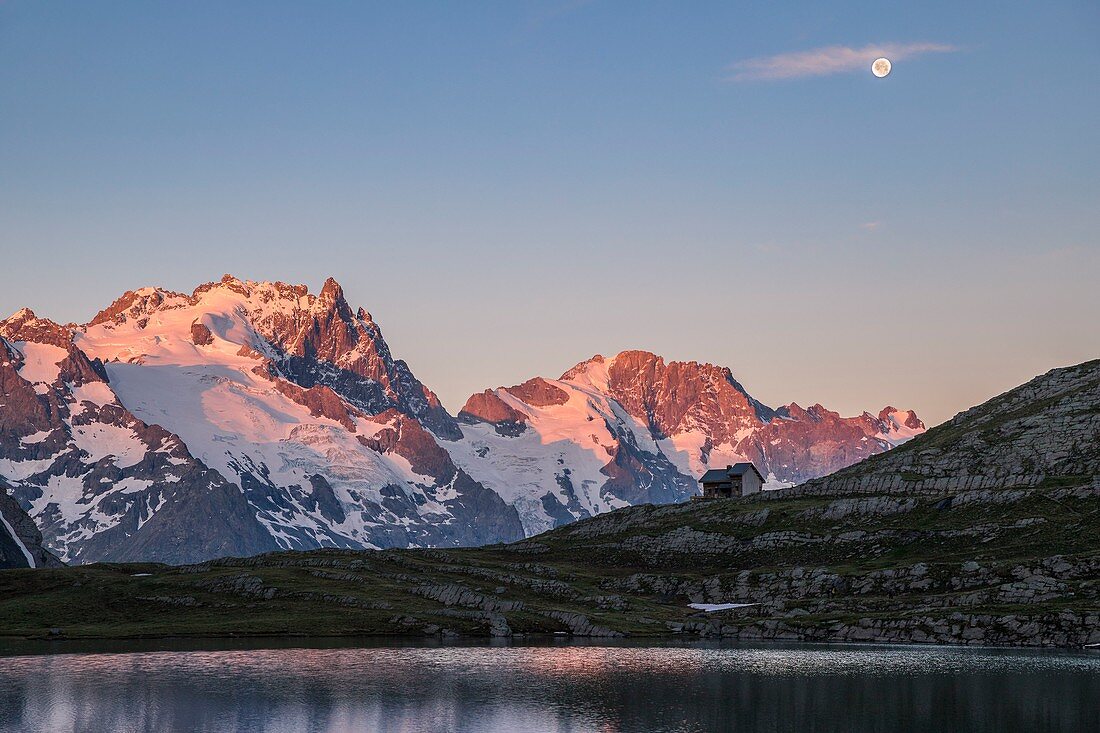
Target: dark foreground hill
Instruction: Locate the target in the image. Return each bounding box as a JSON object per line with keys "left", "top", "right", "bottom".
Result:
{"left": 1, "top": 360, "right": 1097, "bottom": 647}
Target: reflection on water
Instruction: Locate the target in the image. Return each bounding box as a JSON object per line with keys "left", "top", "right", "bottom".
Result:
{"left": 0, "top": 640, "right": 1097, "bottom": 732}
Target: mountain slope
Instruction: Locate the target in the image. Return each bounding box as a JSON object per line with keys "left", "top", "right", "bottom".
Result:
{"left": 0, "top": 308, "right": 281, "bottom": 564}
{"left": 1, "top": 277, "right": 523, "bottom": 563}
{"left": 0, "top": 277, "right": 924, "bottom": 563}
{"left": 1, "top": 360, "right": 1095, "bottom": 647}
{"left": 452, "top": 350, "right": 924, "bottom": 534}
{"left": 1, "top": 480, "right": 60, "bottom": 569}
{"left": 781, "top": 358, "right": 1100, "bottom": 497}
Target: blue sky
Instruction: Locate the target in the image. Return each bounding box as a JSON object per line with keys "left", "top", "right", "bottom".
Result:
{"left": 1, "top": 1, "right": 1097, "bottom": 424}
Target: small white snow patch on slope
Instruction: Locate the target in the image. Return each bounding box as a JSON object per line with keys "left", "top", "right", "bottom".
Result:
{"left": 763, "top": 473, "right": 794, "bottom": 491}
{"left": 19, "top": 430, "right": 52, "bottom": 445}
{"left": 0, "top": 457, "right": 55, "bottom": 482}
{"left": 13, "top": 342, "right": 66, "bottom": 392}
{"left": 658, "top": 431, "right": 752, "bottom": 480}
{"left": 688, "top": 603, "right": 758, "bottom": 612}
{"left": 69, "top": 381, "right": 117, "bottom": 410}
{"left": 71, "top": 424, "right": 147, "bottom": 469}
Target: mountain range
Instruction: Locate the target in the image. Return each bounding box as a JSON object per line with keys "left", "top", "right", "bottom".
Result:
{"left": 3, "top": 357, "right": 1095, "bottom": 646}
{"left": 0, "top": 275, "right": 923, "bottom": 565}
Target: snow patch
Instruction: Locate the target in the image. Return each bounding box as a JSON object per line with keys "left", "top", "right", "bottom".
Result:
{"left": 70, "top": 424, "right": 147, "bottom": 469}
{"left": 878, "top": 409, "right": 924, "bottom": 446}
{"left": 19, "top": 430, "right": 52, "bottom": 445}
{"left": 688, "top": 603, "right": 758, "bottom": 612}
{"left": 69, "top": 381, "right": 116, "bottom": 411}
{"left": 0, "top": 457, "right": 55, "bottom": 481}
{"left": 12, "top": 342, "right": 66, "bottom": 387}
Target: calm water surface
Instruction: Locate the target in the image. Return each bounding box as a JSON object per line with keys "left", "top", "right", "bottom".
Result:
{"left": 0, "top": 639, "right": 1097, "bottom": 732}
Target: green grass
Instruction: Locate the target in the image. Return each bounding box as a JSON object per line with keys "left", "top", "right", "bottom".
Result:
{"left": 2, "top": 478, "right": 1097, "bottom": 646}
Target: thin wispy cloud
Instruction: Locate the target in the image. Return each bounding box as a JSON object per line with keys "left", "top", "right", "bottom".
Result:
{"left": 520, "top": 0, "right": 596, "bottom": 35}
{"left": 728, "top": 42, "right": 956, "bottom": 81}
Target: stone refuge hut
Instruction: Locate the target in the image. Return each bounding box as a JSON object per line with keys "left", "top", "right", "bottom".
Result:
{"left": 698, "top": 462, "right": 764, "bottom": 499}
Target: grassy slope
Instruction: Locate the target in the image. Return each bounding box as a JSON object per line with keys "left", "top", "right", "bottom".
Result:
{"left": 1, "top": 476, "right": 1096, "bottom": 644}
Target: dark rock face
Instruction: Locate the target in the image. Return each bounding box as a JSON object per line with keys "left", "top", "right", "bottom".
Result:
{"left": 586, "top": 350, "right": 775, "bottom": 444}
{"left": 1, "top": 480, "right": 61, "bottom": 568}
{"left": 95, "top": 471, "right": 281, "bottom": 565}
{"left": 360, "top": 410, "right": 525, "bottom": 546}
{"left": 598, "top": 425, "right": 698, "bottom": 507}
{"left": 737, "top": 403, "right": 891, "bottom": 482}
{"left": 190, "top": 321, "right": 215, "bottom": 346}
{"left": 236, "top": 276, "right": 461, "bottom": 440}
{"left": 506, "top": 378, "right": 569, "bottom": 407}
{"left": 458, "top": 390, "right": 528, "bottom": 436}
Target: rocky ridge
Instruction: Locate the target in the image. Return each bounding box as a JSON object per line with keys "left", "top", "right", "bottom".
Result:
{"left": 453, "top": 349, "right": 924, "bottom": 533}
{"left": 1, "top": 277, "right": 523, "bottom": 563}
{"left": 773, "top": 359, "right": 1100, "bottom": 499}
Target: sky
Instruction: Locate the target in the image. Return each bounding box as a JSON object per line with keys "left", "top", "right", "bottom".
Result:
{"left": 1, "top": 1, "right": 1097, "bottom": 426}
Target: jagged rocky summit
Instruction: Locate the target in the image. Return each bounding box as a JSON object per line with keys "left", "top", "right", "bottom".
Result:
{"left": 453, "top": 349, "right": 923, "bottom": 533}
{"left": 0, "top": 275, "right": 923, "bottom": 564}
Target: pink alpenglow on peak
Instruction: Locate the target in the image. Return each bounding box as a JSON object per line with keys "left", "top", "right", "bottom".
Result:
{"left": 452, "top": 350, "right": 925, "bottom": 535}
{"left": 0, "top": 280, "right": 924, "bottom": 563}
{"left": 0, "top": 276, "right": 524, "bottom": 564}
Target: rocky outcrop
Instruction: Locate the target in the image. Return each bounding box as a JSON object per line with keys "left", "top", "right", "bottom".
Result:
{"left": 233, "top": 275, "right": 461, "bottom": 440}
{"left": 574, "top": 350, "right": 774, "bottom": 445}
{"left": 774, "top": 359, "right": 1100, "bottom": 499}
{"left": 272, "top": 380, "right": 360, "bottom": 432}
{"left": 505, "top": 377, "right": 569, "bottom": 407}
{"left": 1, "top": 480, "right": 61, "bottom": 569}
{"left": 458, "top": 390, "right": 528, "bottom": 436}
{"left": 668, "top": 610, "right": 1099, "bottom": 648}
{"left": 190, "top": 321, "right": 214, "bottom": 346}
{"left": 359, "top": 411, "right": 524, "bottom": 547}
{"left": 737, "top": 403, "right": 899, "bottom": 481}
{"left": 0, "top": 308, "right": 73, "bottom": 348}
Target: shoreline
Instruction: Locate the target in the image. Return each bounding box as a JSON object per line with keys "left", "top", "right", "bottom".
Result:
{"left": 3, "top": 632, "right": 1100, "bottom": 659}
{"left": 2, "top": 625, "right": 1098, "bottom": 656}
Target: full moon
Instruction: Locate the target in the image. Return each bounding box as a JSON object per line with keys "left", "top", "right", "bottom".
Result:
{"left": 872, "top": 57, "right": 892, "bottom": 78}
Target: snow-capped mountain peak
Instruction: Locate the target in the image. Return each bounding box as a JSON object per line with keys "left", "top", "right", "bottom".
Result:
{"left": 1, "top": 283, "right": 924, "bottom": 564}
{"left": 453, "top": 349, "right": 925, "bottom": 534}
{"left": 1, "top": 277, "right": 522, "bottom": 563}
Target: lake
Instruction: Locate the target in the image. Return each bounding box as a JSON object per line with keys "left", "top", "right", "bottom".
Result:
{"left": 0, "top": 639, "right": 1097, "bottom": 732}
